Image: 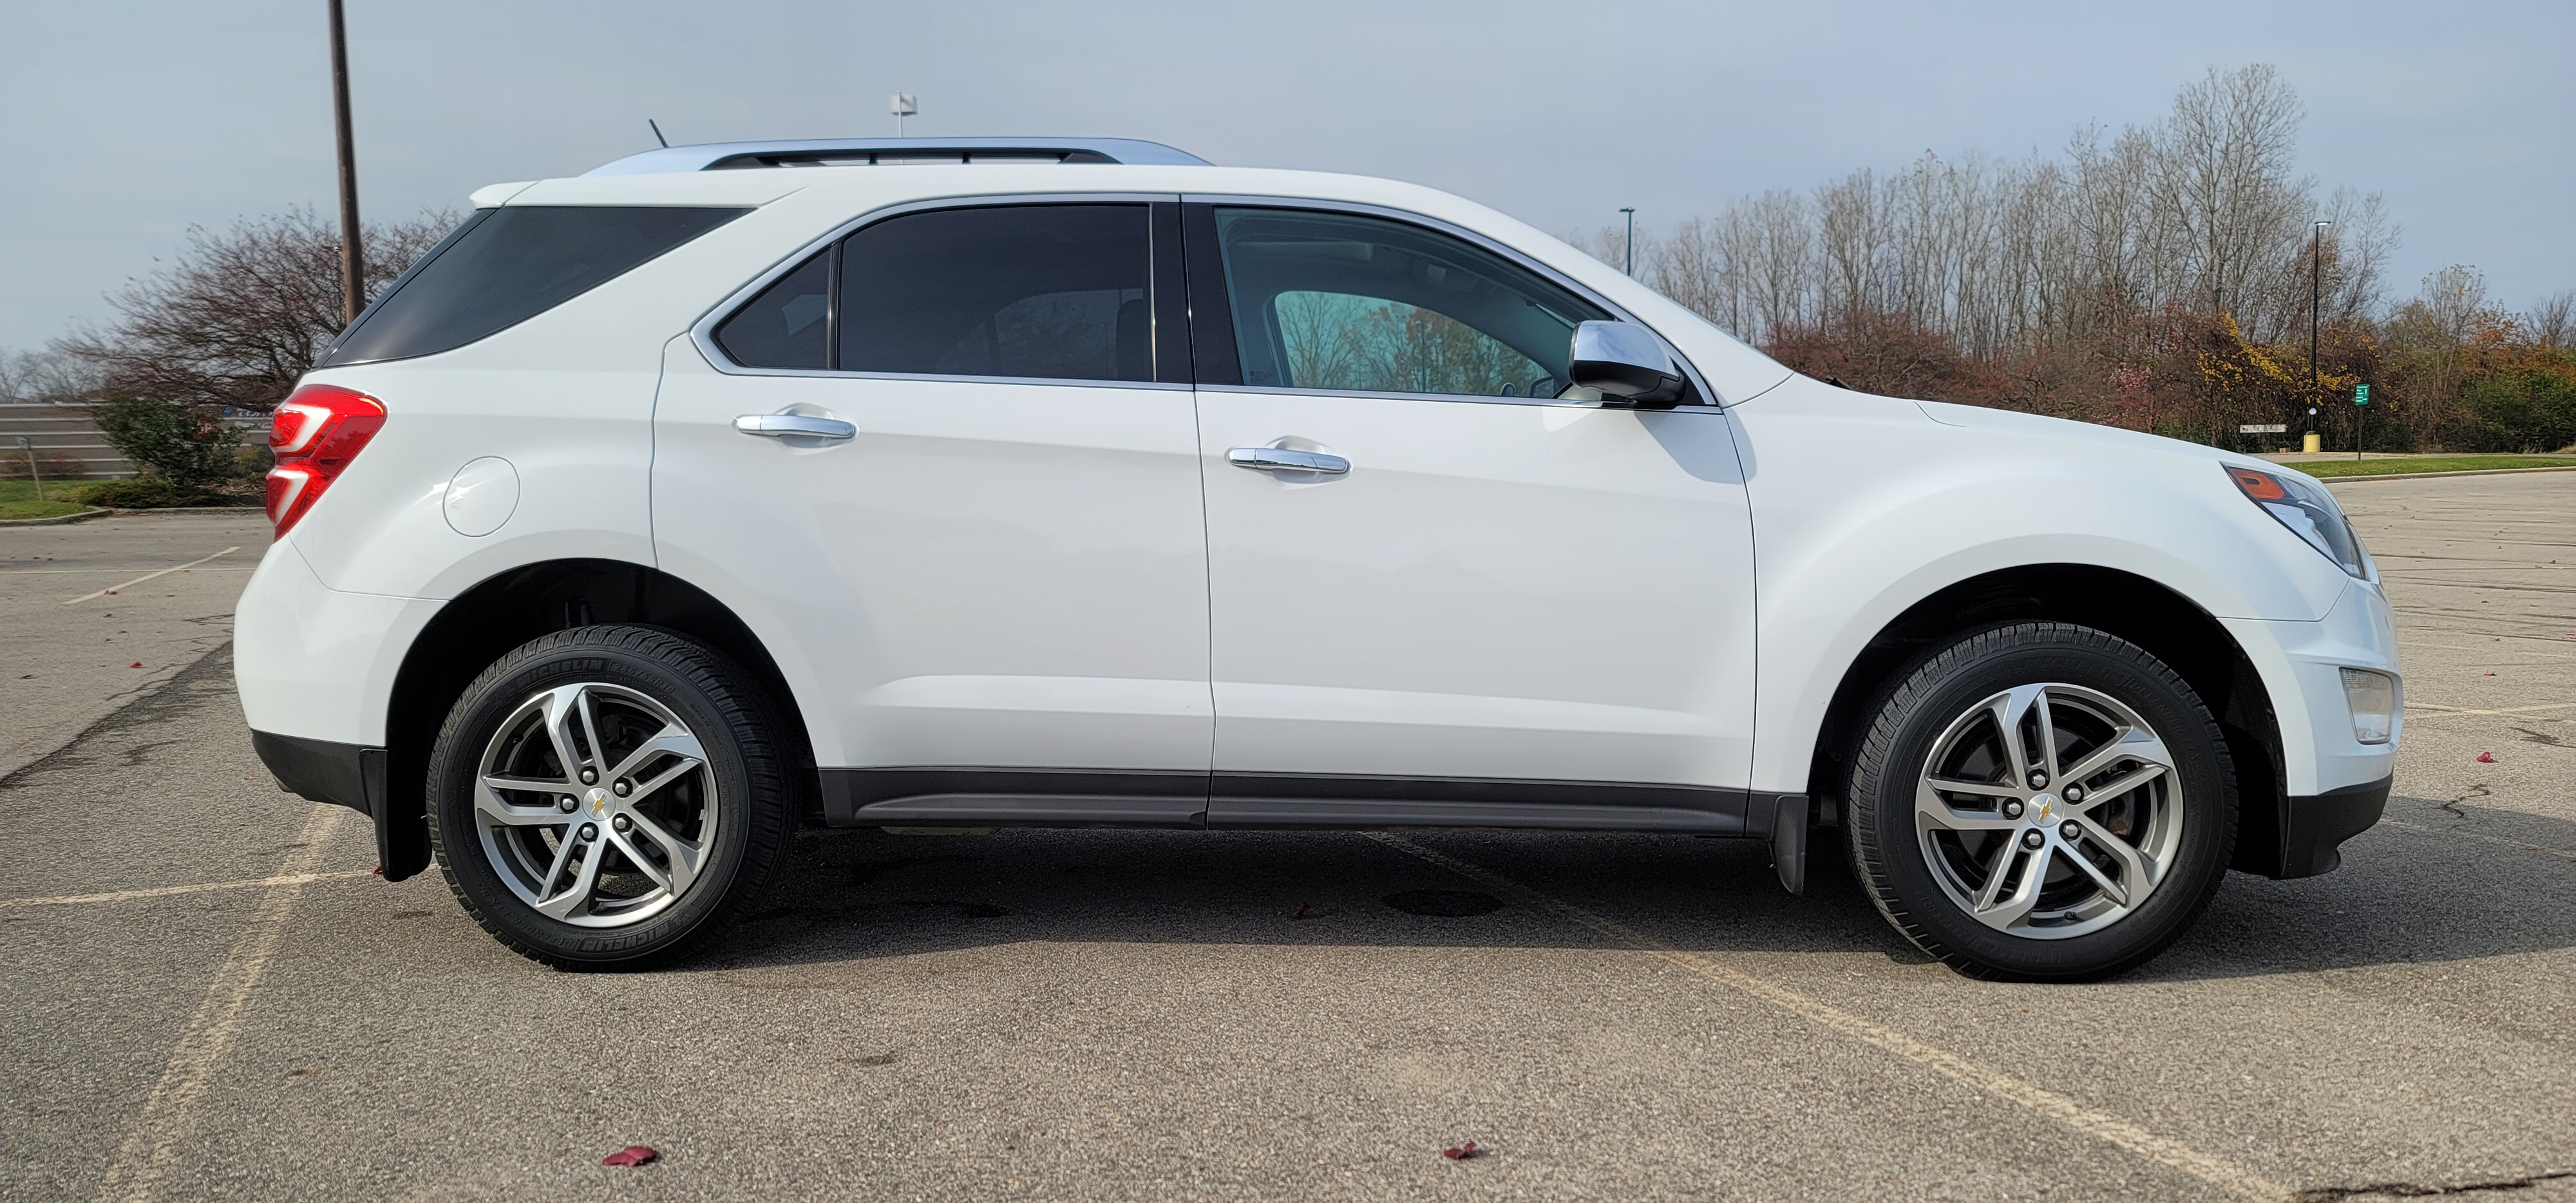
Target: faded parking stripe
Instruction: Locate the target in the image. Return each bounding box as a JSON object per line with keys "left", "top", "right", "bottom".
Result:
{"left": 2, "top": 868, "right": 377, "bottom": 908}
{"left": 59, "top": 546, "right": 240, "bottom": 605}
{"left": 93, "top": 804, "right": 350, "bottom": 1203}
{"left": 1371, "top": 833, "right": 2291, "bottom": 1202}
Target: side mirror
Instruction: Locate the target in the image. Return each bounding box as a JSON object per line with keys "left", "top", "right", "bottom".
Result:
{"left": 1568, "top": 321, "right": 1685, "bottom": 406}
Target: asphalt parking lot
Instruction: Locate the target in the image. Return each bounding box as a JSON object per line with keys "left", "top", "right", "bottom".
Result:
{"left": 3, "top": 475, "right": 2570, "bottom": 1203}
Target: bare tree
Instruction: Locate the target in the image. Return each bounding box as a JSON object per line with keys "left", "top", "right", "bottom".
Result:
{"left": 2525, "top": 290, "right": 2575, "bottom": 350}
{"left": 59, "top": 207, "right": 455, "bottom": 413}
{"left": 0, "top": 347, "right": 101, "bottom": 404}
{"left": 2152, "top": 64, "right": 2311, "bottom": 337}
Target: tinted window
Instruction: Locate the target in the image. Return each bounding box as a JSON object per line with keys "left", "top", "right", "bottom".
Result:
{"left": 1213, "top": 208, "right": 1606, "bottom": 397}
{"left": 840, "top": 205, "right": 1152, "bottom": 382}
{"left": 715, "top": 251, "right": 830, "bottom": 369}
{"left": 327, "top": 206, "right": 747, "bottom": 365}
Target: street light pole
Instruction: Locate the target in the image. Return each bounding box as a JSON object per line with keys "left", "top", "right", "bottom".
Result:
{"left": 1619, "top": 207, "right": 1636, "bottom": 276}
{"left": 2310, "top": 220, "right": 2329, "bottom": 451}
{"left": 328, "top": 0, "right": 363, "bottom": 328}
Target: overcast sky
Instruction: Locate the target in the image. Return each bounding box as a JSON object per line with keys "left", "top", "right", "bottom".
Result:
{"left": 3, "top": 0, "right": 2568, "bottom": 352}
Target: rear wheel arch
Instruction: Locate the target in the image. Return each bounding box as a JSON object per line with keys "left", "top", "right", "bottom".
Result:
{"left": 377, "top": 559, "right": 815, "bottom": 880}
{"left": 1803, "top": 564, "right": 2284, "bottom": 875}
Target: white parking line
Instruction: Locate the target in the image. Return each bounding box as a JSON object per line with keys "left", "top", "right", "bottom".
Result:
{"left": 1370, "top": 833, "right": 2290, "bottom": 1202}
{"left": 2381, "top": 819, "right": 2576, "bottom": 862}
{"left": 0, "top": 567, "right": 255, "bottom": 575}
{"left": 2401, "top": 701, "right": 2575, "bottom": 717}
{"left": 60, "top": 547, "right": 242, "bottom": 605}
{"left": 1, "top": 869, "right": 377, "bottom": 909}
{"left": 93, "top": 805, "right": 349, "bottom": 1203}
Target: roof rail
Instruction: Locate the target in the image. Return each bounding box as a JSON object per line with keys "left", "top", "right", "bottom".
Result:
{"left": 585, "top": 137, "right": 1209, "bottom": 176}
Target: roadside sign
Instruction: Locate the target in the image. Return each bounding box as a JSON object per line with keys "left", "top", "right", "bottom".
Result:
{"left": 2354, "top": 384, "right": 2369, "bottom": 405}
{"left": 2239, "top": 424, "right": 2288, "bottom": 433}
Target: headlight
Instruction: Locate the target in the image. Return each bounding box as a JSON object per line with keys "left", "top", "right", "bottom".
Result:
{"left": 2340, "top": 667, "right": 2396, "bottom": 744}
{"left": 2224, "top": 465, "right": 2372, "bottom": 579}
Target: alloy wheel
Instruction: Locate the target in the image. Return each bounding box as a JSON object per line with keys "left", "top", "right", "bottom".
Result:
{"left": 472, "top": 682, "right": 717, "bottom": 927}
{"left": 1914, "top": 682, "right": 2184, "bottom": 939}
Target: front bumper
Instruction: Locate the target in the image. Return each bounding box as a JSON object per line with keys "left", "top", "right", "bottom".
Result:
{"left": 2222, "top": 576, "right": 2401, "bottom": 878}
{"left": 2242, "top": 775, "right": 2391, "bottom": 879}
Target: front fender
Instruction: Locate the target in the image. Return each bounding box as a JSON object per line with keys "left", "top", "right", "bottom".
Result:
{"left": 1732, "top": 383, "right": 2350, "bottom": 793}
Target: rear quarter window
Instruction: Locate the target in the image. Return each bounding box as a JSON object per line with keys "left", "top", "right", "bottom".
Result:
{"left": 324, "top": 205, "right": 749, "bottom": 366}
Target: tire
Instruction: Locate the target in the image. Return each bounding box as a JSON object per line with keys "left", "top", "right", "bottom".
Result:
{"left": 1842, "top": 622, "right": 2235, "bottom": 981}
{"left": 426, "top": 625, "right": 794, "bottom": 969}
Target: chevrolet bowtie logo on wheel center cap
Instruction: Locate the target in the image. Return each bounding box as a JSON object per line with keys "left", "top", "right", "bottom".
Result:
{"left": 2031, "top": 793, "right": 2060, "bottom": 826}
{"left": 587, "top": 788, "right": 611, "bottom": 816}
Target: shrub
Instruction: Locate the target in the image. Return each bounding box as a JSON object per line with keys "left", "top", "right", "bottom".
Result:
{"left": 2457, "top": 368, "right": 2576, "bottom": 453}
{"left": 92, "top": 395, "right": 240, "bottom": 491}
{"left": 82, "top": 476, "right": 205, "bottom": 508}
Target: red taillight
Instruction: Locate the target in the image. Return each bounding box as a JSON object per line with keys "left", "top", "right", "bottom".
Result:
{"left": 265, "top": 383, "right": 385, "bottom": 535}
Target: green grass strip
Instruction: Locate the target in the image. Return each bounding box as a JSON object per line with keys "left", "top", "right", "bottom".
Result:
{"left": 0, "top": 498, "right": 97, "bottom": 520}
{"left": 2298, "top": 456, "right": 2576, "bottom": 478}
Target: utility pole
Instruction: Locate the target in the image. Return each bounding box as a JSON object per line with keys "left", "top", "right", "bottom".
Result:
{"left": 1620, "top": 207, "right": 1636, "bottom": 276}
{"left": 328, "top": 0, "right": 363, "bottom": 327}
{"left": 2310, "top": 220, "right": 2329, "bottom": 452}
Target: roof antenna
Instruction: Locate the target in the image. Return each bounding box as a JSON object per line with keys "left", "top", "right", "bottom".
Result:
{"left": 647, "top": 118, "right": 669, "bottom": 149}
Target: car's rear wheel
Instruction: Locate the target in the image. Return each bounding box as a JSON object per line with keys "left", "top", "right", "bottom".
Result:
{"left": 1843, "top": 622, "right": 2235, "bottom": 981}
{"left": 427, "top": 625, "right": 793, "bottom": 969}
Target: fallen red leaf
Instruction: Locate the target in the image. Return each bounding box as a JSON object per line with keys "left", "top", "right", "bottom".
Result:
{"left": 1441, "top": 1141, "right": 1481, "bottom": 1160}
{"left": 601, "top": 1145, "right": 658, "bottom": 1167}
{"left": 1289, "top": 902, "right": 1311, "bottom": 921}
{"left": 372, "top": 865, "right": 384, "bottom": 875}
{"left": 2475, "top": 752, "right": 2496, "bottom": 763}
{"left": 104, "top": 589, "right": 117, "bottom": 595}
{"left": 129, "top": 661, "right": 142, "bottom": 668}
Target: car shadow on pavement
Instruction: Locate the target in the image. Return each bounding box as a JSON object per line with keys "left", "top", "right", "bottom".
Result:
{"left": 674, "top": 793, "right": 2575, "bottom": 984}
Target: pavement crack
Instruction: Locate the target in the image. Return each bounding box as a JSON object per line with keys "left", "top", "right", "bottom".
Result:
{"left": 2293, "top": 1169, "right": 2575, "bottom": 1200}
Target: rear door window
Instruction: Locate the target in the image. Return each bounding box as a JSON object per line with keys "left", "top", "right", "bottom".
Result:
{"left": 838, "top": 205, "right": 1153, "bottom": 383}
{"left": 325, "top": 206, "right": 748, "bottom": 366}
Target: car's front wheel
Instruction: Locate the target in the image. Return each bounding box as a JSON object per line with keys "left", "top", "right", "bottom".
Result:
{"left": 1843, "top": 622, "right": 2236, "bottom": 981}
{"left": 426, "top": 625, "right": 794, "bottom": 969}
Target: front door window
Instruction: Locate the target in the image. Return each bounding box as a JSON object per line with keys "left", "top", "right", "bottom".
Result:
{"left": 1210, "top": 207, "right": 1607, "bottom": 399}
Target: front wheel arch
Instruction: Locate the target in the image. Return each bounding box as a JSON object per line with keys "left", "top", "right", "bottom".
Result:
{"left": 1803, "top": 565, "right": 2285, "bottom": 875}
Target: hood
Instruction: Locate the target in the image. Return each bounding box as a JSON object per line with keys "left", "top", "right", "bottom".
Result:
{"left": 1911, "top": 397, "right": 2279, "bottom": 473}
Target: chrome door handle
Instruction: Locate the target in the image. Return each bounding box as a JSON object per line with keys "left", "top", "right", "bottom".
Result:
{"left": 1227, "top": 446, "right": 1349, "bottom": 474}
{"left": 734, "top": 413, "right": 856, "bottom": 440}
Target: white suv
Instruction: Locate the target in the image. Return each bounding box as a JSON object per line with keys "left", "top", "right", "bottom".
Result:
{"left": 236, "top": 137, "right": 2400, "bottom": 979}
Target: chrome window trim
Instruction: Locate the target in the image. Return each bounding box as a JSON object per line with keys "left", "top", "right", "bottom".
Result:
{"left": 1180, "top": 193, "right": 1725, "bottom": 407}
{"left": 689, "top": 192, "right": 1184, "bottom": 389}
{"left": 1198, "top": 383, "right": 1641, "bottom": 413}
